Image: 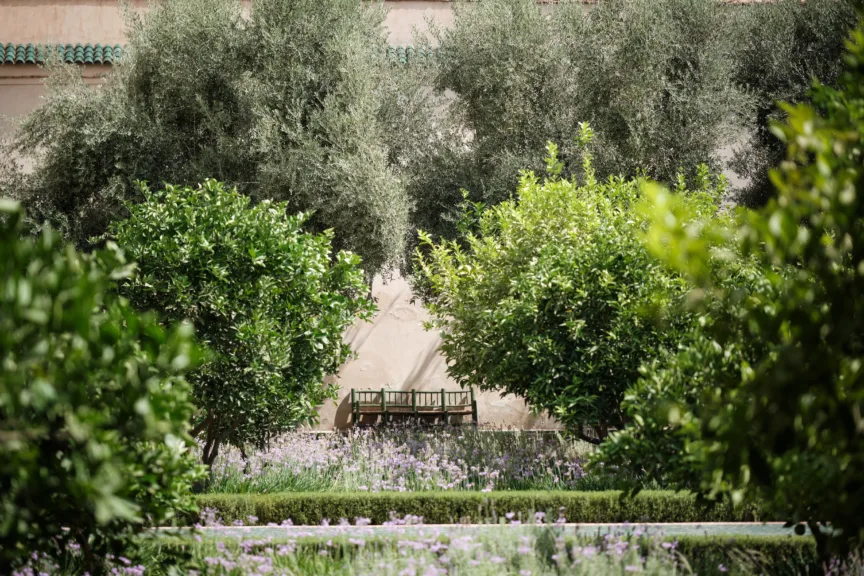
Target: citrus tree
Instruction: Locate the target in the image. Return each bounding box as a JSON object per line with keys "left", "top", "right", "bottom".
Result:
{"left": 415, "top": 129, "right": 722, "bottom": 440}
{"left": 109, "top": 180, "right": 376, "bottom": 465}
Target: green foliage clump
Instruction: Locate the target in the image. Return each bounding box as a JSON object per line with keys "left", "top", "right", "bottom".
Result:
{"left": 730, "top": 0, "right": 857, "bottom": 206}
{"left": 595, "top": 220, "right": 771, "bottom": 492}
{"left": 599, "top": 21, "right": 864, "bottom": 558}
{"left": 189, "top": 490, "right": 763, "bottom": 527}
{"left": 403, "top": 0, "right": 855, "bottom": 248}
{"left": 0, "top": 201, "right": 203, "bottom": 573}
{"left": 108, "top": 180, "right": 375, "bottom": 464}
{"left": 411, "top": 0, "right": 747, "bottom": 245}
{"left": 415, "top": 130, "right": 723, "bottom": 439}
{"left": 2, "top": 0, "right": 408, "bottom": 276}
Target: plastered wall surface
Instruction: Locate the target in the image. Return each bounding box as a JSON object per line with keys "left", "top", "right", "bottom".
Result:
{"left": 315, "top": 274, "right": 560, "bottom": 430}
{"left": 0, "top": 0, "right": 451, "bottom": 45}
{"left": 384, "top": 1, "right": 454, "bottom": 45}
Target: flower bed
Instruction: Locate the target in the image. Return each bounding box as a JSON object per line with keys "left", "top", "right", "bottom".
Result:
{"left": 12, "top": 518, "right": 827, "bottom": 575}
{"left": 144, "top": 530, "right": 820, "bottom": 576}
{"left": 206, "top": 427, "right": 625, "bottom": 494}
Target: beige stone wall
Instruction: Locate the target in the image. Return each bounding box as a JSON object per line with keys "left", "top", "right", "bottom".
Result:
{"left": 0, "top": 0, "right": 451, "bottom": 45}
{"left": 0, "top": 0, "right": 141, "bottom": 45}
{"left": 384, "top": 1, "right": 453, "bottom": 45}
{"left": 316, "top": 274, "right": 560, "bottom": 430}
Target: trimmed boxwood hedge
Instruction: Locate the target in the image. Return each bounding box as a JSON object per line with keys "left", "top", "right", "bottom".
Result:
{"left": 188, "top": 491, "right": 766, "bottom": 526}
{"left": 674, "top": 536, "right": 819, "bottom": 575}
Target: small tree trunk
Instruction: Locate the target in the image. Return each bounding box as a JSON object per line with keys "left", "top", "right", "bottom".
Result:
{"left": 202, "top": 437, "right": 221, "bottom": 467}
{"left": 808, "top": 520, "right": 830, "bottom": 565}
{"left": 78, "top": 531, "right": 100, "bottom": 575}
{"left": 240, "top": 445, "right": 252, "bottom": 475}
{"left": 576, "top": 423, "right": 607, "bottom": 446}
{"left": 577, "top": 432, "right": 603, "bottom": 445}
{"left": 193, "top": 421, "right": 223, "bottom": 492}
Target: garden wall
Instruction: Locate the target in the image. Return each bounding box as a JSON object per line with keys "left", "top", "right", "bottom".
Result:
{"left": 0, "top": 0, "right": 453, "bottom": 46}
{"left": 317, "top": 273, "right": 561, "bottom": 430}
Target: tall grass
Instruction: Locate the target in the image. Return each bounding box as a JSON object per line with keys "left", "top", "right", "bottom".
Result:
{"left": 205, "top": 426, "right": 637, "bottom": 494}
{"left": 14, "top": 511, "right": 846, "bottom": 575}
{"left": 142, "top": 524, "right": 696, "bottom": 576}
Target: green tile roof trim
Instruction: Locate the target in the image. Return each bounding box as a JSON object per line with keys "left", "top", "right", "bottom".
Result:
{"left": 1, "top": 43, "right": 124, "bottom": 65}
{"left": 0, "top": 43, "right": 435, "bottom": 66}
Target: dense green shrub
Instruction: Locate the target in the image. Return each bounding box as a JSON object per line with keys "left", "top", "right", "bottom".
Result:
{"left": 1, "top": 0, "right": 408, "bottom": 276}
{"left": 189, "top": 490, "right": 764, "bottom": 526}
{"left": 595, "top": 248, "right": 773, "bottom": 492}
{"left": 729, "top": 0, "right": 857, "bottom": 206}
{"left": 108, "top": 180, "right": 375, "bottom": 464}
{"left": 415, "top": 132, "right": 722, "bottom": 439}
{"left": 0, "top": 201, "right": 203, "bottom": 573}
{"left": 600, "top": 20, "right": 864, "bottom": 559}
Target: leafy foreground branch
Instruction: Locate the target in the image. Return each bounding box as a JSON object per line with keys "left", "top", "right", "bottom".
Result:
{"left": 0, "top": 201, "right": 204, "bottom": 574}
{"left": 597, "top": 19, "right": 864, "bottom": 561}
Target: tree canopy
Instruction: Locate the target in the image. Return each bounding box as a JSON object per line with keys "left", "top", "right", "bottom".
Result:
{"left": 415, "top": 131, "right": 725, "bottom": 441}
{"left": 2, "top": 0, "right": 409, "bottom": 276}
{"left": 109, "top": 180, "right": 375, "bottom": 464}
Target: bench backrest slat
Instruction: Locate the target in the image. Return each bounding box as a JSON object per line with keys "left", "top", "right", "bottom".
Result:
{"left": 354, "top": 389, "right": 473, "bottom": 407}
{"left": 352, "top": 387, "right": 478, "bottom": 426}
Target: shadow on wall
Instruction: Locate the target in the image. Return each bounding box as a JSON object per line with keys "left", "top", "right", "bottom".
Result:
{"left": 316, "top": 273, "right": 562, "bottom": 431}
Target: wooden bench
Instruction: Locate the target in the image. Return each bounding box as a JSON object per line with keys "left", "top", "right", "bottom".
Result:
{"left": 350, "top": 388, "right": 478, "bottom": 426}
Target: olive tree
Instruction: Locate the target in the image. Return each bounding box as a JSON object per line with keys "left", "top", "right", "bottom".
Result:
{"left": 411, "top": 0, "right": 749, "bottom": 248}
{"left": 108, "top": 180, "right": 376, "bottom": 465}
{"left": 401, "top": 0, "right": 854, "bottom": 249}
{"left": 2, "top": 0, "right": 409, "bottom": 276}
{"left": 0, "top": 201, "right": 203, "bottom": 574}
{"left": 729, "top": 0, "right": 856, "bottom": 206}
